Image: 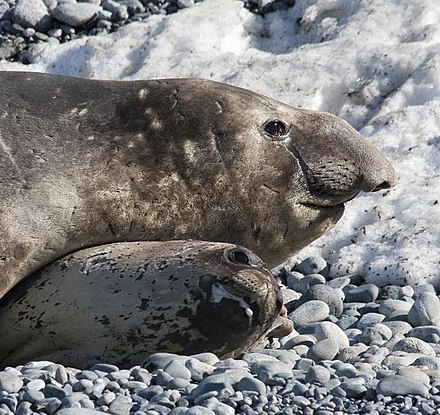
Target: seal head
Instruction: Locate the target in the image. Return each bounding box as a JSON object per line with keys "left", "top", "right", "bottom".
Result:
{"left": 0, "top": 240, "right": 292, "bottom": 369}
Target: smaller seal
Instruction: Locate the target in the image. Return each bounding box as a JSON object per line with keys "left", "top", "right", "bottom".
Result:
{"left": 0, "top": 240, "right": 292, "bottom": 369}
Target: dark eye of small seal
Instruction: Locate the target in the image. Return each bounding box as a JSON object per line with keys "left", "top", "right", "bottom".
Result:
{"left": 263, "top": 120, "right": 289, "bottom": 139}
{"left": 226, "top": 248, "right": 255, "bottom": 266}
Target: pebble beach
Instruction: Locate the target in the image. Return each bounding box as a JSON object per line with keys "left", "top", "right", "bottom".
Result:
{"left": 2, "top": 256, "right": 440, "bottom": 414}
{"left": 1, "top": 0, "right": 440, "bottom": 414}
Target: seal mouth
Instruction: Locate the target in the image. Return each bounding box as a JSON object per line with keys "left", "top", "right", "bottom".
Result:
{"left": 302, "top": 201, "right": 346, "bottom": 213}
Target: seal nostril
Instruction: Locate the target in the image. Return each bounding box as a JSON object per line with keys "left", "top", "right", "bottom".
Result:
{"left": 372, "top": 181, "right": 394, "bottom": 191}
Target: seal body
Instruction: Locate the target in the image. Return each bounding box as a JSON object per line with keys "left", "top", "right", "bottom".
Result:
{"left": 0, "top": 72, "right": 397, "bottom": 299}
{"left": 0, "top": 241, "right": 292, "bottom": 369}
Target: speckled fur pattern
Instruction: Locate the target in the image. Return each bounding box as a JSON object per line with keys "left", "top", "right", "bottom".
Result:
{"left": 0, "top": 72, "right": 396, "bottom": 300}
{"left": 0, "top": 241, "right": 291, "bottom": 369}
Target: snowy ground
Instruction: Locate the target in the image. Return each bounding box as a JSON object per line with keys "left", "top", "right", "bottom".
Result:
{"left": 2, "top": 0, "right": 439, "bottom": 287}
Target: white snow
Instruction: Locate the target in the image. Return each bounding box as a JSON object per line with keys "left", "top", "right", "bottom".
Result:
{"left": 2, "top": 0, "right": 439, "bottom": 287}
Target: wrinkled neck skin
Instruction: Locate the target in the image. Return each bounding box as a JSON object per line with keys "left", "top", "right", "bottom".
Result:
{"left": 0, "top": 73, "right": 397, "bottom": 297}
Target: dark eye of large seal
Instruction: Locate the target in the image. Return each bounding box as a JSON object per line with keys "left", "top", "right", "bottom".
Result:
{"left": 263, "top": 119, "right": 290, "bottom": 139}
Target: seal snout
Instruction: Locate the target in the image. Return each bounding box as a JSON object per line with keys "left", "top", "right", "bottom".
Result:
{"left": 292, "top": 112, "right": 398, "bottom": 206}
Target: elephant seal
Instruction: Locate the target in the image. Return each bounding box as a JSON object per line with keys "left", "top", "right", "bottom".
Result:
{"left": 0, "top": 71, "right": 396, "bottom": 300}
{"left": 0, "top": 240, "right": 292, "bottom": 369}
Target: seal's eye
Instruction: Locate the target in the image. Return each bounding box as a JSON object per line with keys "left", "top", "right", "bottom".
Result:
{"left": 263, "top": 120, "right": 289, "bottom": 138}
{"left": 229, "top": 250, "right": 250, "bottom": 265}
{"left": 225, "top": 248, "right": 259, "bottom": 267}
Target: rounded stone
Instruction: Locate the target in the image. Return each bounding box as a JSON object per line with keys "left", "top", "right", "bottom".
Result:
{"left": 307, "top": 339, "right": 340, "bottom": 362}
{"left": 293, "top": 358, "right": 314, "bottom": 372}
{"left": 25, "top": 379, "right": 46, "bottom": 391}
{"left": 315, "top": 321, "right": 349, "bottom": 350}
{"left": 381, "top": 321, "right": 412, "bottom": 336}
{"left": 96, "top": 391, "right": 116, "bottom": 406}
{"left": 339, "top": 377, "right": 367, "bottom": 398}
{"left": 12, "top": 0, "right": 52, "bottom": 31}
{"left": 57, "top": 410, "right": 108, "bottom": 415}
{"left": 357, "top": 313, "right": 385, "bottom": 330}
{"left": 108, "top": 395, "right": 133, "bottom": 414}
{"left": 119, "top": 0, "right": 145, "bottom": 15}
{"left": 381, "top": 353, "right": 421, "bottom": 370}
{"left": 283, "top": 334, "right": 316, "bottom": 349}
{"left": 169, "top": 408, "right": 190, "bottom": 415}
{"left": 392, "top": 337, "right": 436, "bottom": 356}
{"left": 400, "top": 286, "right": 414, "bottom": 298}
{"left": 190, "top": 353, "right": 219, "bottom": 366}
{"left": 295, "top": 285, "right": 343, "bottom": 316}
{"left": 250, "top": 360, "right": 293, "bottom": 382}
{"left": 131, "top": 368, "right": 152, "bottom": 385}
{"left": 143, "top": 353, "right": 188, "bottom": 371}
{"left": 44, "top": 384, "right": 68, "bottom": 400}
{"left": 214, "top": 359, "right": 249, "bottom": 371}
{"left": 333, "top": 362, "right": 358, "bottom": 377}
{"left": 378, "top": 299, "right": 412, "bottom": 318}
{"left": 337, "top": 343, "right": 368, "bottom": 362}
{"left": 206, "top": 400, "right": 234, "bottom": 415}
{"left": 292, "top": 274, "right": 326, "bottom": 295}
{"left": 294, "top": 256, "right": 329, "bottom": 277}
{"left": 412, "top": 356, "right": 440, "bottom": 370}
{"left": 397, "top": 367, "right": 430, "bottom": 386}
{"left": 327, "top": 276, "right": 351, "bottom": 290}
{"left": 281, "top": 288, "right": 301, "bottom": 304}
{"left": 52, "top": 3, "right": 102, "bottom": 27}
{"left": 305, "top": 365, "right": 331, "bottom": 384}
{"left": 236, "top": 377, "right": 267, "bottom": 395}
{"left": 371, "top": 323, "right": 393, "bottom": 340}
{"left": 286, "top": 272, "right": 305, "bottom": 290}
{"left": 344, "top": 284, "right": 379, "bottom": 303}
{"left": 376, "top": 375, "right": 429, "bottom": 397}
{"left": 257, "top": 349, "right": 299, "bottom": 365}
{"left": 336, "top": 315, "right": 358, "bottom": 331}
{"left": 184, "top": 359, "right": 215, "bottom": 382}
{"left": 407, "top": 326, "right": 440, "bottom": 343}
{"left": 357, "top": 326, "right": 386, "bottom": 345}
{"left": 241, "top": 352, "right": 279, "bottom": 365}
{"left": 190, "top": 372, "right": 242, "bottom": 399}
{"left": 0, "top": 372, "right": 23, "bottom": 393}
{"left": 89, "top": 363, "right": 119, "bottom": 373}
{"left": 186, "top": 407, "right": 215, "bottom": 415}
{"left": 288, "top": 301, "right": 330, "bottom": 327}
{"left": 408, "top": 292, "right": 440, "bottom": 327}
{"left": 177, "top": 0, "right": 195, "bottom": 9}
{"left": 164, "top": 360, "right": 191, "bottom": 381}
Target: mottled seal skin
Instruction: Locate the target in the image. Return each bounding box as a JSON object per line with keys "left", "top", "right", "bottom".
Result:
{"left": 0, "top": 72, "right": 397, "bottom": 298}
{"left": 0, "top": 241, "right": 292, "bottom": 369}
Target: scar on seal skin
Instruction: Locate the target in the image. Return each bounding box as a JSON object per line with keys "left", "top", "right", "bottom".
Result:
{"left": 0, "top": 241, "right": 293, "bottom": 369}
{"left": 0, "top": 72, "right": 396, "bottom": 301}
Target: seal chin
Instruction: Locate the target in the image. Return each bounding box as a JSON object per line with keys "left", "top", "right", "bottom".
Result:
{"left": 302, "top": 202, "right": 345, "bottom": 220}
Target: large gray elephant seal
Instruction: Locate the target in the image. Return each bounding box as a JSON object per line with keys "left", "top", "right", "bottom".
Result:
{"left": 0, "top": 71, "right": 396, "bottom": 300}
{"left": 0, "top": 240, "right": 292, "bottom": 369}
